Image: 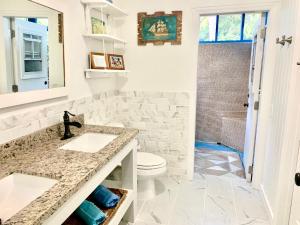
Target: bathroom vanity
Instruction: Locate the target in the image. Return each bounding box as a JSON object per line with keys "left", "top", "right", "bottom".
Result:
{"left": 0, "top": 116, "right": 138, "bottom": 225}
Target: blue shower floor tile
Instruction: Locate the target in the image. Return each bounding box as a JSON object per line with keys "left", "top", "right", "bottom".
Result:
{"left": 195, "top": 140, "right": 244, "bottom": 162}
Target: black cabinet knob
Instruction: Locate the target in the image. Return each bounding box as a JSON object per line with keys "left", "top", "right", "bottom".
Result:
{"left": 244, "top": 103, "right": 249, "bottom": 108}
{"left": 295, "top": 173, "right": 300, "bottom": 186}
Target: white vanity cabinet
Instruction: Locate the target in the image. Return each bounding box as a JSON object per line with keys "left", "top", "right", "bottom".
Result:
{"left": 43, "top": 139, "right": 137, "bottom": 225}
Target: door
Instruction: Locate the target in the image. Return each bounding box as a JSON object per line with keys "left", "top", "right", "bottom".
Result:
{"left": 288, "top": 3, "right": 300, "bottom": 220}
{"left": 289, "top": 107, "right": 300, "bottom": 225}
{"left": 13, "top": 18, "right": 48, "bottom": 92}
{"left": 243, "top": 16, "right": 267, "bottom": 181}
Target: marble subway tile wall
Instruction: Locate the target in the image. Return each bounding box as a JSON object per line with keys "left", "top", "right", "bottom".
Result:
{"left": 196, "top": 43, "right": 251, "bottom": 149}
{"left": 0, "top": 91, "right": 118, "bottom": 145}
{"left": 115, "top": 91, "right": 190, "bottom": 176}
{"left": 0, "top": 90, "right": 190, "bottom": 176}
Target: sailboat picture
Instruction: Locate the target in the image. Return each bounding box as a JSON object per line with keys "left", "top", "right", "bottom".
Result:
{"left": 138, "top": 11, "right": 182, "bottom": 45}
{"left": 148, "top": 20, "right": 169, "bottom": 37}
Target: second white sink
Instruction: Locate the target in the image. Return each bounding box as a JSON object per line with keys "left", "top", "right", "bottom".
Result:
{"left": 0, "top": 173, "right": 57, "bottom": 222}
{"left": 60, "top": 133, "right": 118, "bottom": 153}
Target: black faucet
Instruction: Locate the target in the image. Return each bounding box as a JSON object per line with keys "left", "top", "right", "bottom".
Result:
{"left": 61, "top": 111, "right": 82, "bottom": 140}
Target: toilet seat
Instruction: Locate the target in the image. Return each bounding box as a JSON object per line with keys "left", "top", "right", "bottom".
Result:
{"left": 105, "top": 122, "right": 167, "bottom": 200}
{"left": 137, "top": 152, "right": 166, "bottom": 170}
{"left": 137, "top": 152, "right": 167, "bottom": 179}
{"left": 136, "top": 152, "right": 167, "bottom": 200}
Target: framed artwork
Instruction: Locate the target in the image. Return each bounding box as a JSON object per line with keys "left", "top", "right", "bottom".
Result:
{"left": 91, "top": 17, "right": 106, "bottom": 34}
{"left": 89, "top": 52, "right": 107, "bottom": 69}
{"left": 107, "top": 54, "right": 125, "bottom": 70}
{"left": 138, "top": 11, "right": 182, "bottom": 46}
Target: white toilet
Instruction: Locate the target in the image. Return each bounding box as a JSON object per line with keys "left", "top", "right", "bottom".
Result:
{"left": 137, "top": 152, "right": 167, "bottom": 200}
{"left": 106, "top": 122, "right": 167, "bottom": 200}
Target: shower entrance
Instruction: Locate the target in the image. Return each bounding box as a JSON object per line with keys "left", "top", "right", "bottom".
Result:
{"left": 195, "top": 11, "right": 267, "bottom": 180}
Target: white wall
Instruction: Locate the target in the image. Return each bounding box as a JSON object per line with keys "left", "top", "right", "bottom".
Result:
{"left": 0, "top": 0, "right": 285, "bottom": 182}
{"left": 2, "top": 1, "right": 298, "bottom": 224}
{"left": 118, "top": 0, "right": 199, "bottom": 178}
{"left": 0, "top": 0, "right": 117, "bottom": 115}
{"left": 118, "top": 0, "right": 280, "bottom": 178}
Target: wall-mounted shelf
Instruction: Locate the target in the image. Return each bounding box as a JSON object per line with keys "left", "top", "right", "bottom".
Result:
{"left": 82, "top": 0, "right": 128, "bottom": 83}
{"left": 83, "top": 34, "right": 126, "bottom": 44}
{"left": 85, "top": 69, "right": 129, "bottom": 78}
{"left": 81, "top": 0, "right": 127, "bottom": 17}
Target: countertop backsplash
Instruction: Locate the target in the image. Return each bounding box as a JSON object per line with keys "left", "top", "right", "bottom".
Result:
{"left": 0, "top": 91, "right": 190, "bottom": 176}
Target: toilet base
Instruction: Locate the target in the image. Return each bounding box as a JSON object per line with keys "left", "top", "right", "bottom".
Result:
{"left": 137, "top": 178, "right": 156, "bottom": 200}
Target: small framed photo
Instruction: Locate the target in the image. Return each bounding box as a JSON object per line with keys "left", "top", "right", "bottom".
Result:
{"left": 91, "top": 17, "right": 106, "bottom": 34}
{"left": 89, "top": 52, "right": 107, "bottom": 69}
{"left": 107, "top": 54, "right": 125, "bottom": 70}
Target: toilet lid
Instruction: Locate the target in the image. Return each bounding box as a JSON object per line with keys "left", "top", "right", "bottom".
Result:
{"left": 137, "top": 152, "right": 166, "bottom": 169}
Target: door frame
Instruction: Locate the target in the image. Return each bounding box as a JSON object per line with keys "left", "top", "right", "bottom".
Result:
{"left": 188, "top": 0, "right": 280, "bottom": 188}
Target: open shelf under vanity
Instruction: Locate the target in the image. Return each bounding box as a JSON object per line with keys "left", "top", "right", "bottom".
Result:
{"left": 42, "top": 140, "right": 138, "bottom": 225}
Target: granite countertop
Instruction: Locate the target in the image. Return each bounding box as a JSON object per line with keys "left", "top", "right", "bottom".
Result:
{"left": 0, "top": 117, "right": 138, "bottom": 225}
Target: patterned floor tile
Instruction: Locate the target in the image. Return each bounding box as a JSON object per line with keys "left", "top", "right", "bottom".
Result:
{"left": 207, "top": 166, "right": 227, "bottom": 171}
{"left": 208, "top": 159, "right": 227, "bottom": 165}
{"left": 195, "top": 148, "right": 245, "bottom": 178}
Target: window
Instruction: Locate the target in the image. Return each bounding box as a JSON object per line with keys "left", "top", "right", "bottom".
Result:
{"left": 218, "top": 14, "right": 242, "bottom": 41}
{"left": 243, "top": 13, "right": 261, "bottom": 40}
{"left": 18, "top": 18, "right": 49, "bottom": 27}
{"left": 199, "top": 16, "right": 216, "bottom": 42}
{"left": 199, "top": 12, "right": 265, "bottom": 43}
{"left": 23, "top": 33, "right": 43, "bottom": 73}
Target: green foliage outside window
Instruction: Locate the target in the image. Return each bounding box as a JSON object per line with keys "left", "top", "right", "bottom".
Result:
{"left": 199, "top": 16, "right": 216, "bottom": 42}
{"left": 218, "top": 14, "right": 242, "bottom": 41}
{"left": 199, "top": 12, "right": 264, "bottom": 43}
{"left": 244, "top": 13, "right": 261, "bottom": 40}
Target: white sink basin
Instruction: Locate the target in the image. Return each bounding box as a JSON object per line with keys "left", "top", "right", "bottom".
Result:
{"left": 0, "top": 173, "right": 57, "bottom": 222}
{"left": 60, "top": 132, "right": 118, "bottom": 153}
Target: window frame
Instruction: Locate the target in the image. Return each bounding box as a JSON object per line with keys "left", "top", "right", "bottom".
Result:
{"left": 199, "top": 13, "right": 265, "bottom": 44}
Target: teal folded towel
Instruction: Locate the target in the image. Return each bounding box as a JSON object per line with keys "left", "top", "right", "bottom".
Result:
{"left": 92, "top": 185, "right": 120, "bottom": 208}
{"left": 75, "top": 200, "right": 106, "bottom": 225}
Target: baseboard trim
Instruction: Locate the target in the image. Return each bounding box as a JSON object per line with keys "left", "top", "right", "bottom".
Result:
{"left": 260, "top": 184, "right": 274, "bottom": 223}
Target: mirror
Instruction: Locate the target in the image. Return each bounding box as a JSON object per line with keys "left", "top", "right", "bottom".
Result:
{"left": 0, "top": 0, "right": 65, "bottom": 94}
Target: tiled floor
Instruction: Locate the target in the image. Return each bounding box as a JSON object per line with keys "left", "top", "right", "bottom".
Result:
{"left": 195, "top": 149, "right": 245, "bottom": 178}
{"left": 120, "top": 151, "right": 270, "bottom": 225}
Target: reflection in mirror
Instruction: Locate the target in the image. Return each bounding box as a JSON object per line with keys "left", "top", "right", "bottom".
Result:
{"left": 0, "top": 0, "right": 65, "bottom": 94}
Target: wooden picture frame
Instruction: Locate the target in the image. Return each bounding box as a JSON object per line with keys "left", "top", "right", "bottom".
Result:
{"left": 89, "top": 52, "right": 107, "bottom": 69}
{"left": 107, "top": 54, "right": 125, "bottom": 70}
{"left": 138, "top": 11, "right": 182, "bottom": 46}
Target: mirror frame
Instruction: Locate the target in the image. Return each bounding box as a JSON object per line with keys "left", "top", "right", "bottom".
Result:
{"left": 0, "top": 0, "right": 69, "bottom": 108}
